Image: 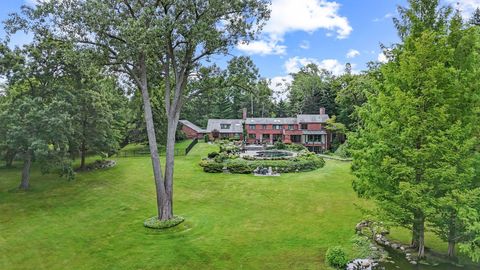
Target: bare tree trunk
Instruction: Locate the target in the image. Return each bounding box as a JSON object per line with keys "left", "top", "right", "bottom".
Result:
{"left": 80, "top": 140, "right": 86, "bottom": 170}
{"left": 413, "top": 211, "right": 426, "bottom": 258}
{"left": 163, "top": 116, "right": 178, "bottom": 220}
{"left": 250, "top": 94, "right": 254, "bottom": 117}
{"left": 447, "top": 241, "right": 456, "bottom": 258}
{"left": 19, "top": 150, "right": 32, "bottom": 190}
{"left": 411, "top": 221, "right": 419, "bottom": 248}
{"left": 5, "top": 149, "right": 15, "bottom": 168}
{"left": 447, "top": 221, "right": 457, "bottom": 258}
{"left": 137, "top": 55, "right": 168, "bottom": 221}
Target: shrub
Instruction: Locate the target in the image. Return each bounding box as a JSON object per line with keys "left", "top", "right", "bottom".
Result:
{"left": 204, "top": 134, "right": 209, "bottom": 143}
{"left": 287, "top": 143, "right": 307, "bottom": 152}
{"left": 226, "top": 162, "right": 252, "bottom": 174}
{"left": 325, "top": 246, "right": 349, "bottom": 269}
{"left": 208, "top": 152, "right": 219, "bottom": 159}
{"left": 274, "top": 141, "right": 287, "bottom": 150}
{"left": 199, "top": 160, "right": 224, "bottom": 173}
{"left": 334, "top": 142, "right": 351, "bottom": 158}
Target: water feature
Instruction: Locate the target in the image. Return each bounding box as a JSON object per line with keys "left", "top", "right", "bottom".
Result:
{"left": 255, "top": 150, "right": 294, "bottom": 158}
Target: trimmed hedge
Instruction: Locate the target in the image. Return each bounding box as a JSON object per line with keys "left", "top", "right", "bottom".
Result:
{"left": 200, "top": 151, "right": 325, "bottom": 174}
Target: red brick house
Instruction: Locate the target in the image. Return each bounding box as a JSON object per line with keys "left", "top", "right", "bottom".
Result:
{"left": 179, "top": 107, "right": 332, "bottom": 153}
{"left": 245, "top": 108, "right": 331, "bottom": 153}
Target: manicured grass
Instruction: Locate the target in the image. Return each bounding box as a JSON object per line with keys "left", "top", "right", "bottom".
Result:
{"left": 0, "top": 142, "right": 433, "bottom": 269}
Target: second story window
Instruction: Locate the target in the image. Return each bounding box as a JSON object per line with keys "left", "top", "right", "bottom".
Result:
{"left": 262, "top": 124, "right": 267, "bottom": 129}
{"left": 220, "top": 124, "right": 231, "bottom": 129}
{"left": 288, "top": 125, "right": 294, "bottom": 130}
{"left": 273, "top": 125, "right": 282, "bottom": 130}
{"left": 301, "top": 123, "right": 308, "bottom": 130}
{"left": 249, "top": 124, "right": 256, "bottom": 130}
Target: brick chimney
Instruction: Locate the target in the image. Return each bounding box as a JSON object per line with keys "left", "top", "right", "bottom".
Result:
{"left": 242, "top": 108, "right": 247, "bottom": 120}
{"left": 319, "top": 107, "right": 326, "bottom": 115}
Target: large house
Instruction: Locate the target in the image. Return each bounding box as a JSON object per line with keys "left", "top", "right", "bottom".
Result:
{"left": 180, "top": 107, "right": 332, "bottom": 153}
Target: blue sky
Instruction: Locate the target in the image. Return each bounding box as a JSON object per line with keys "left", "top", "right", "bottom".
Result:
{"left": 2, "top": 0, "right": 480, "bottom": 98}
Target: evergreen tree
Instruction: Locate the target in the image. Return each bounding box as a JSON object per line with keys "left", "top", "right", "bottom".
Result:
{"left": 470, "top": 7, "right": 480, "bottom": 26}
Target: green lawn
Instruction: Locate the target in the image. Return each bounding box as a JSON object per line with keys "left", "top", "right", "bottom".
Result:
{"left": 0, "top": 142, "right": 442, "bottom": 269}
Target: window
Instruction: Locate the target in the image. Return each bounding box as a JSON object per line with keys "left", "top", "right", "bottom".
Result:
{"left": 220, "top": 124, "right": 231, "bottom": 129}
{"left": 249, "top": 124, "right": 256, "bottom": 130}
{"left": 288, "top": 124, "right": 294, "bottom": 130}
{"left": 273, "top": 125, "right": 282, "bottom": 130}
{"left": 262, "top": 124, "right": 267, "bottom": 130}
{"left": 272, "top": 134, "right": 283, "bottom": 142}
{"left": 291, "top": 135, "right": 301, "bottom": 143}
{"left": 307, "top": 135, "right": 323, "bottom": 142}
{"left": 301, "top": 123, "right": 308, "bottom": 130}
{"left": 248, "top": 134, "right": 256, "bottom": 139}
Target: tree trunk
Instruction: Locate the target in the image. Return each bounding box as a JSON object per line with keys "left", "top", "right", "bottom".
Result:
{"left": 5, "top": 149, "right": 15, "bottom": 168}
{"left": 447, "top": 241, "right": 456, "bottom": 258}
{"left": 163, "top": 115, "right": 179, "bottom": 220}
{"left": 447, "top": 220, "right": 457, "bottom": 258}
{"left": 19, "top": 150, "right": 32, "bottom": 190}
{"left": 411, "top": 221, "right": 419, "bottom": 248}
{"left": 413, "top": 211, "right": 426, "bottom": 258}
{"left": 80, "top": 140, "right": 86, "bottom": 170}
{"left": 137, "top": 55, "right": 168, "bottom": 221}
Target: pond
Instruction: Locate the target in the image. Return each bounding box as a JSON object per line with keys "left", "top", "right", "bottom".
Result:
{"left": 378, "top": 246, "right": 479, "bottom": 270}
{"left": 255, "top": 150, "right": 294, "bottom": 158}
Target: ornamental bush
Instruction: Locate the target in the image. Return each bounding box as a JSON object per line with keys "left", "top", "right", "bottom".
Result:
{"left": 208, "top": 152, "right": 219, "bottom": 159}
{"left": 199, "top": 160, "right": 224, "bottom": 173}
{"left": 325, "top": 246, "right": 349, "bottom": 269}
{"left": 200, "top": 154, "right": 325, "bottom": 174}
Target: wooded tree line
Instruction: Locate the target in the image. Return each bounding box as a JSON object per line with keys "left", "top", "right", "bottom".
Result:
{"left": 350, "top": 0, "right": 480, "bottom": 262}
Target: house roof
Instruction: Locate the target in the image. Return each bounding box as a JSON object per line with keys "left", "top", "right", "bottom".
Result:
{"left": 245, "top": 118, "right": 297, "bottom": 125}
{"left": 296, "top": 114, "right": 330, "bottom": 123}
{"left": 206, "top": 119, "right": 244, "bottom": 133}
{"left": 179, "top": 120, "right": 206, "bottom": 133}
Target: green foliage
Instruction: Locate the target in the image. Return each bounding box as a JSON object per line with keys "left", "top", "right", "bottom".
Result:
{"left": 274, "top": 141, "right": 287, "bottom": 150}
{"left": 200, "top": 150, "right": 325, "bottom": 174}
{"left": 207, "top": 152, "right": 219, "bottom": 159}
{"left": 325, "top": 246, "right": 349, "bottom": 269}
{"left": 288, "top": 64, "right": 337, "bottom": 116}
{"left": 199, "top": 160, "right": 224, "bottom": 173}
{"left": 143, "top": 215, "right": 185, "bottom": 229}
{"left": 204, "top": 134, "right": 209, "bottom": 143}
{"left": 334, "top": 143, "right": 351, "bottom": 159}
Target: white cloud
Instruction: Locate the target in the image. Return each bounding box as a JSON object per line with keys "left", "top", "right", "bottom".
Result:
{"left": 373, "top": 12, "right": 395, "bottom": 23}
{"left": 237, "top": 0, "right": 352, "bottom": 55}
{"left": 237, "top": 39, "right": 287, "bottom": 55}
{"left": 269, "top": 75, "right": 293, "bottom": 100}
{"left": 346, "top": 49, "right": 360, "bottom": 58}
{"left": 265, "top": 0, "right": 352, "bottom": 39}
{"left": 299, "top": 40, "right": 310, "bottom": 50}
{"left": 377, "top": 52, "right": 388, "bottom": 63}
{"left": 284, "top": 56, "right": 349, "bottom": 75}
{"left": 447, "top": 0, "right": 480, "bottom": 18}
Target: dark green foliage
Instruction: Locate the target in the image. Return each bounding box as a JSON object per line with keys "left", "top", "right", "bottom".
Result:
{"left": 143, "top": 215, "right": 185, "bottom": 229}
{"left": 325, "top": 246, "right": 349, "bottom": 269}
{"left": 274, "top": 141, "right": 286, "bottom": 150}
{"left": 334, "top": 143, "right": 350, "bottom": 159}
{"left": 208, "top": 152, "right": 219, "bottom": 159}
{"left": 204, "top": 134, "right": 209, "bottom": 143}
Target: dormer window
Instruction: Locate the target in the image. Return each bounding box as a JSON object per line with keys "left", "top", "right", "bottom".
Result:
{"left": 220, "top": 124, "right": 231, "bottom": 129}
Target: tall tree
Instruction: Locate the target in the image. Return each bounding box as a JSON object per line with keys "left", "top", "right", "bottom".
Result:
{"left": 470, "top": 7, "right": 480, "bottom": 26}
{"left": 29, "top": 0, "right": 270, "bottom": 222}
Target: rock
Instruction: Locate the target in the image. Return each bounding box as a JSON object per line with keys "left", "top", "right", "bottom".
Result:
{"left": 346, "top": 259, "right": 375, "bottom": 270}
{"left": 410, "top": 261, "right": 417, "bottom": 265}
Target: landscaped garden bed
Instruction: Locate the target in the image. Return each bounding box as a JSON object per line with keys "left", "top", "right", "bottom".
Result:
{"left": 199, "top": 141, "right": 325, "bottom": 174}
